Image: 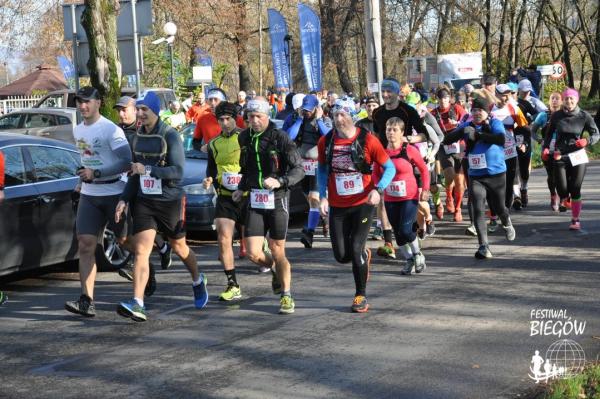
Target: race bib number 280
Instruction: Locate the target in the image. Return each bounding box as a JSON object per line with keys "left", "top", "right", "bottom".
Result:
{"left": 250, "top": 189, "right": 275, "bottom": 209}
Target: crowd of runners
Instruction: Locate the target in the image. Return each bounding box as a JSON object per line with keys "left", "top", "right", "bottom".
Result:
{"left": 1, "top": 71, "right": 598, "bottom": 317}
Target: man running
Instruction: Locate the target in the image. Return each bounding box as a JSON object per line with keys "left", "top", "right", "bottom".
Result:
{"left": 232, "top": 97, "right": 304, "bottom": 314}
{"left": 65, "top": 86, "right": 132, "bottom": 317}
{"left": 318, "top": 98, "right": 395, "bottom": 313}
{"left": 115, "top": 91, "right": 208, "bottom": 322}
{"left": 203, "top": 101, "right": 246, "bottom": 301}
{"left": 285, "top": 94, "right": 333, "bottom": 248}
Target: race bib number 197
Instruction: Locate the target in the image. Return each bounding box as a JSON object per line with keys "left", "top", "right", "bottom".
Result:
{"left": 140, "top": 175, "right": 162, "bottom": 195}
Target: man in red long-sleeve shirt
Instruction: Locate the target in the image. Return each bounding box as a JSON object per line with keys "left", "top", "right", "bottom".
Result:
{"left": 193, "top": 88, "right": 245, "bottom": 151}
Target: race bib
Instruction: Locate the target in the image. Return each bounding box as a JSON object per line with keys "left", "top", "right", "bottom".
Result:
{"left": 335, "top": 173, "right": 364, "bottom": 196}
{"left": 414, "top": 142, "right": 428, "bottom": 158}
{"left": 120, "top": 173, "right": 129, "bottom": 183}
{"left": 140, "top": 175, "right": 162, "bottom": 195}
{"left": 549, "top": 138, "right": 556, "bottom": 152}
{"left": 250, "top": 189, "right": 274, "bottom": 209}
{"left": 302, "top": 159, "right": 318, "bottom": 176}
{"left": 515, "top": 135, "right": 524, "bottom": 146}
{"left": 386, "top": 180, "right": 407, "bottom": 197}
{"left": 568, "top": 149, "right": 589, "bottom": 166}
{"left": 222, "top": 172, "right": 242, "bottom": 191}
{"left": 444, "top": 142, "right": 460, "bottom": 155}
{"left": 504, "top": 134, "right": 517, "bottom": 159}
{"left": 468, "top": 153, "right": 488, "bottom": 170}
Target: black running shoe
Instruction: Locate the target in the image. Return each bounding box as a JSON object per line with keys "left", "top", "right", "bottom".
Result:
{"left": 145, "top": 264, "right": 157, "bottom": 297}
{"left": 475, "top": 245, "right": 493, "bottom": 259}
{"left": 520, "top": 189, "right": 528, "bottom": 208}
{"left": 0, "top": 291, "right": 7, "bottom": 306}
{"left": 65, "top": 294, "right": 96, "bottom": 317}
{"left": 512, "top": 197, "right": 522, "bottom": 211}
{"left": 300, "top": 228, "right": 314, "bottom": 249}
{"left": 160, "top": 244, "right": 173, "bottom": 270}
{"left": 118, "top": 263, "right": 134, "bottom": 282}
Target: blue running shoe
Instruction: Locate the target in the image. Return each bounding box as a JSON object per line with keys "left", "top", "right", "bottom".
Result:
{"left": 117, "top": 299, "right": 147, "bottom": 322}
{"left": 193, "top": 274, "right": 208, "bottom": 309}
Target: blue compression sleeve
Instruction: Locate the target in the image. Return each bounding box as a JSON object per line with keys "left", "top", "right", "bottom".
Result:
{"left": 377, "top": 159, "right": 395, "bottom": 190}
{"left": 317, "top": 163, "right": 329, "bottom": 198}
{"left": 317, "top": 119, "right": 332, "bottom": 136}
{"left": 287, "top": 117, "right": 303, "bottom": 140}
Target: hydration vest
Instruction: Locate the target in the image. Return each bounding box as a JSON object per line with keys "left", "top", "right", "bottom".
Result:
{"left": 324, "top": 127, "right": 371, "bottom": 174}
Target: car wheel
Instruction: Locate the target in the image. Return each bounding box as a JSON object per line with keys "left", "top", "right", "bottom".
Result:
{"left": 95, "top": 225, "right": 132, "bottom": 272}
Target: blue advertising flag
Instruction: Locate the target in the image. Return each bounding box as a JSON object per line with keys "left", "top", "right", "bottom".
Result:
{"left": 57, "top": 56, "right": 76, "bottom": 89}
{"left": 298, "top": 3, "right": 322, "bottom": 91}
{"left": 267, "top": 8, "right": 290, "bottom": 91}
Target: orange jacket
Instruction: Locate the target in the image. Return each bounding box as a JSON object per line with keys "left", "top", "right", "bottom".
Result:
{"left": 0, "top": 150, "right": 5, "bottom": 188}
{"left": 186, "top": 103, "right": 210, "bottom": 123}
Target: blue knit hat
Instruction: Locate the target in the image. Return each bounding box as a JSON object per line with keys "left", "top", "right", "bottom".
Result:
{"left": 136, "top": 91, "right": 161, "bottom": 116}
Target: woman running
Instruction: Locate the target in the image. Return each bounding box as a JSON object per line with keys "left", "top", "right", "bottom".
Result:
{"left": 443, "top": 96, "right": 516, "bottom": 259}
{"left": 375, "top": 117, "right": 430, "bottom": 274}
{"left": 542, "top": 88, "right": 599, "bottom": 230}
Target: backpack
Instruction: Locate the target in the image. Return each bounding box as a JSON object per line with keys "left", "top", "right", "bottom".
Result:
{"left": 324, "top": 127, "right": 371, "bottom": 174}
{"left": 131, "top": 126, "right": 168, "bottom": 167}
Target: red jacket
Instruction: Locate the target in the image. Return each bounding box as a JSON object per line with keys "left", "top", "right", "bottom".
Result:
{"left": 0, "top": 150, "right": 5, "bottom": 188}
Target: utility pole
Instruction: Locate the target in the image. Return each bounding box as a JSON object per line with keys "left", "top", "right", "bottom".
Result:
{"left": 364, "top": 0, "right": 383, "bottom": 100}
{"left": 258, "top": 0, "right": 263, "bottom": 96}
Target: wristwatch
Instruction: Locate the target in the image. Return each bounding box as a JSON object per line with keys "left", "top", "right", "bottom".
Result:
{"left": 145, "top": 165, "right": 152, "bottom": 176}
{"left": 376, "top": 187, "right": 384, "bottom": 195}
{"left": 93, "top": 169, "right": 101, "bottom": 178}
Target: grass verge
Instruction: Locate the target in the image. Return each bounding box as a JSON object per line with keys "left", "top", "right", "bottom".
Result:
{"left": 519, "top": 363, "right": 600, "bottom": 399}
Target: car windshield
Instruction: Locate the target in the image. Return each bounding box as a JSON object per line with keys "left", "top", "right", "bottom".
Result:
{"left": 181, "top": 123, "right": 207, "bottom": 159}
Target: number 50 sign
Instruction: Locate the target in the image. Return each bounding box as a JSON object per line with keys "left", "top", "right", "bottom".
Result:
{"left": 550, "top": 62, "right": 567, "bottom": 80}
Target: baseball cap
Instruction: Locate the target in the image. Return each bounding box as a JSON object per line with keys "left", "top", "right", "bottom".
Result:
{"left": 75, "top": 86, "right": 100, "bottom": 101}
{"left": 518, "top": 79, "right": 533, "bottom": 92}
{"left": 495, "top": 84, "right": 512, "bottom": 95}
{"left": 292, "top": 93, "right": 306, "bottom": 110}
{"left": 301, "top": 94, "right": 319, "bottom": 112}
{"left": 113, "top": 96, "right": 135, "bottom": 109}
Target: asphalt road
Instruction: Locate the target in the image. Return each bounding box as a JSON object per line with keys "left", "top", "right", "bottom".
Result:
{"left": 1, "top": 163, "right": 599, "bottom": 399}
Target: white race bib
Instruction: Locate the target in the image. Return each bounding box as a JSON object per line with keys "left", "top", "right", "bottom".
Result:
{"left": 222, "top": 172, "right": 242, "bottom": 191}
{"left": 515, "top": 134, "right": 524, "bottom": 146}
{"left": 140, "top": 175, "right": 162, "bottom": 195}
{"left": 386, "top": 180, "right": 407, "bottom": 197}
{"left": 302, "top": 159, "right": 318, "bottom": 176}
{"left": 568, "top": 149, "right": 589, "bottom": 166}
{"left": 549, "top": 138, "right": 556, "bottom": 152}
{"left": 120, "top": 173, "right": 129, "bottom": 183}
{"left": 444, "top": 142, "right": 460, "bottom": 155}
{"left": 504, "top": 134, "right": 517, "bottom": 159}
{"left": 250, "top": 189, "right": 275, "bottom": 209}
{"left": 468, "top": 153, "right": 488, "bottom": 170}
{"left": 335, "top": 173, "right": 364, "bottom": 196}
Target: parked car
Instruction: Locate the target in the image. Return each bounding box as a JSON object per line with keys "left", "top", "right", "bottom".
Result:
{"left": 0, "top": 108, "right": 81, "bottom": 143}
{"left": 34, "top": 88, "right": 177, "bottom": 113}
{"left": 0, "top": 133, "right": 130, "bottom": 277}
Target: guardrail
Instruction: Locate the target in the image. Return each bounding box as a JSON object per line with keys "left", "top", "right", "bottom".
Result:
{"left": 0, "top": 96, "right": 43, "bottom": 114}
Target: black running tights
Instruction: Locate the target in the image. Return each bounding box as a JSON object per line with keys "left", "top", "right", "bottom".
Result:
{"left": 470, "top": 173, "right": 511, "bottom": 246}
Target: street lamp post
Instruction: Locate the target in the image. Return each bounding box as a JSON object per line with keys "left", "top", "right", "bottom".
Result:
{"left": 283, "top": 34, "right": 293, "bottom": 92}
{"left": 153, "top": 22, "right": 177, "bottom": 91}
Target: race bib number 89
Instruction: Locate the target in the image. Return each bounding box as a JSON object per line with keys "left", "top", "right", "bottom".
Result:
{"left": 335, "top": 173, "right": 364, "bottom": 196}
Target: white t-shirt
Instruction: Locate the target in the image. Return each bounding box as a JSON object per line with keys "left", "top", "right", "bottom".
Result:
{"left": 73, "top": 116, "right": 129, "bottom": 196}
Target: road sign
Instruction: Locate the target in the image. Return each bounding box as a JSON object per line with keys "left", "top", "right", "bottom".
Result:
{"left": 537, "top": 65, "right": 554, "bottom": 76}
{"left": 549, "top": 62, "right": 567, "bottom": 80}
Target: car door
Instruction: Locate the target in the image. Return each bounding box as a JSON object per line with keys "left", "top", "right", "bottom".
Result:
{"left": 22, "top": 112, "right": 60, "bottom": 140}
{"left": 27, "top": 145, "right": 80, "bottom": 265}
{"left": 52, "top": 113, "right": 76, "bottom": 143}
{"left": 0, "top": 145, "right": 41, "bottom": 275}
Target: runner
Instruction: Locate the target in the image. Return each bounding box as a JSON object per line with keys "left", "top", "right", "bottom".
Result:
{"left": 64, "top": 86, "right": 132, "bottom": 317}
{"left": 232, "top": 97, "right": 304, "bottom": 314}
{"left": 115, "top": 91, "right": 208, "bottom": 322}
{"left": 372, "top": 78, "right": 428, "bottom": 258}
{"left": 160, "top": 100, "right": 186, "bottom": 131}
{"left": 114, "top": 96, "right": 173, "bottom": 279}
{"left": 185, "top": 91, "right": 208, "bottom": 123}
{"left": 0, "top": 149, "right": 6, "bottom": 305}
{"left": 443, "top": 96, "right": 516, "bottom": 258}
{"left": 375, "top": 117, "right": 430, "bottom": 275}
{"left": 317, "top": 98, "right": 395, "bottom": 313}
{"left": 203, "top": 101, "right": 247, "bottom": 300}
{"left": 430, "top": 87, "right": 467, "bottom": 222}
{"left": 542, "top": 88, "right": 599, "bottom": 230}
{"left": 193, "top": 88, "right": 245, "bottom": 151}
{"left": 286, "top": 94, "right": 332, "bottom": 248}
{"left": 531, "top": 92, "right": 562, "bottom": 210}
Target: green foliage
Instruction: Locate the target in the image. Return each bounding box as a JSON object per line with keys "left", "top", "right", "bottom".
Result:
{"left": 439, "top": 25, "right": 480, "bottom": 54}
{"left": 212, "top": 62, "right": 232, "bottom": 89}
{"left": 524, "top": 364, "right": 600, "bottom": 399}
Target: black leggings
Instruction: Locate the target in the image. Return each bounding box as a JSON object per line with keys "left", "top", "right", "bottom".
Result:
{"left": 517, "top": 145, "right": 532, "bottom": 189}
{"left": 385, "top": 200, "right": 418, "bottom": 247}
{"left": 469, "top": 173, "right": 511, "bottom": 246}
{"left": 543, "top": 159, "right": 556, "bottom": 196}
{"left": 329, "top": 203, "right": 375, "bottom": 296}
{"left": 553, "top": 158, "right": 586, "bottom": 200}
{"left": 504, "top": 157, "right": 518, "bottom": 208}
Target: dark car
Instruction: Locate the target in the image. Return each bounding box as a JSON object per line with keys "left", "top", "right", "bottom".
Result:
{"left": 0, "top": 133, "right": 129, "bottom": 276}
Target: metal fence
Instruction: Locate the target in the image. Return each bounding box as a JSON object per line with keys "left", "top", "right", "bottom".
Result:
{"left": 0, "top": 96, "right": 43, "bottom": 114}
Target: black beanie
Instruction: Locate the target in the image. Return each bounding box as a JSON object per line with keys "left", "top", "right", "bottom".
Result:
{"left": 215, "top": 101, "right": 238, "bottom": 118}
{"left": 471, "top": 96, "right": 491, "bottom": 112}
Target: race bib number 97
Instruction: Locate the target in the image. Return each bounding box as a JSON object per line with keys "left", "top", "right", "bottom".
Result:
{"left": 140, "top": 175, "right": 162, "bottom": 195}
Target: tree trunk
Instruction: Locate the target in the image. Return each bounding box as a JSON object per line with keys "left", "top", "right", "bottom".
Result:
{"left": 379, "top": 0, "right": 388, "bottom": 78}
{"left": 526, "top": 0, "right": 546, "bottom": 65}
{"left": 513, "top": 0, "right": 527, "bottom": 67}
{"left": 484, "top": 0, "right": 492, "bottom": 72}
{"left": 231, "top": 0, "right": 250, "bottom": 92}
{"left": 434, "top": 0, "right": 453, "bottom": 55}
{"left": 320, "top": 0, "right": 354, "bottom": 94}
{"left": 496, "top": 0, "right": 508, "bottom": 77}
{"left": 506, "top": 1, "right": 516, "bottom": 78}
{"left": 590, "top": 6, "right": 600, "bottom": 98}
{"left": 81, "top": 0, "right": 121, "bottom": 121}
